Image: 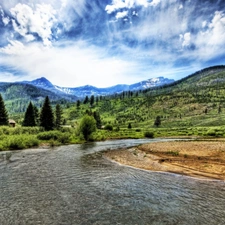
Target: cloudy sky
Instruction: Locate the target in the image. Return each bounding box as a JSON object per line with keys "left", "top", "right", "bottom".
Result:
{"left": 0, "top": 0, "right": 225, "bottom": 87}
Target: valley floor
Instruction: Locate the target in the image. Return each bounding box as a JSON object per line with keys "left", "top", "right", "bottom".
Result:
{"left": 104, "top": 140, "right": 225, "bottom": 180}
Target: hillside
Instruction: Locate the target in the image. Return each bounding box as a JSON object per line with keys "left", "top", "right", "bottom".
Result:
{"left": 0, "top": 82, "right": 77, "bottom": 115}
{"left": 63, "top": 65, "right": 225, "bottom": 133}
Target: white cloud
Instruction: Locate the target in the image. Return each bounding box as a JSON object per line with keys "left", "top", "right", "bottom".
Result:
{"left": 193, "top": 11, "right": 225, "bottom": 59}
{"left": 0, "top": 72, "right": 20, "bottom": 83}
{"left": 10, "top": 3, "right": 56, "bottom": 46}
{"left": 180, "top": 32, "right": 191, "bottom": 47}
{"left": 149, "top": 0, "right": 161, "bottom": 7}
{"left": 116, "top": 11, "right": 128, "bottom": 20}
{"left": 0, "top": 6, "right": 10, "bottom": 25}
{"left": 179, "top": 4, "right": 183, "bottom": 10}
{"left": 0, "top": 41, "right": 141, "bottom": 87}
{"left": 0, "top": 40, "right": 26, "bottom": 55}
{"left": 105, "top": 0, "right": 151, "bottom": 14}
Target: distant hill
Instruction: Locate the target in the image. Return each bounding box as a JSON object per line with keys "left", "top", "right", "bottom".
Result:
{"left": 0, "top": 81, "right": 78, "bottom": 114}
{"left": 23, "top": 76, "right": 175, "bottom": 98}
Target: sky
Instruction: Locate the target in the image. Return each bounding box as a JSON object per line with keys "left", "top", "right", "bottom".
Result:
{"left": 0, "top": 0, "right": 225, "bottom": 88}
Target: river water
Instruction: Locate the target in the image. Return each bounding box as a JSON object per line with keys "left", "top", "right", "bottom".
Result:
{"left": 0, "top": 139, "right": 225, "bottom": 225}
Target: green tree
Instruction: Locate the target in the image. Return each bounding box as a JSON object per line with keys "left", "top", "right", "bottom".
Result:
{"left": 83, "top": 96, "right": 89, "bottom": 104}
{"left": 93, "top": 111, "right": 102, "bottom": 129}
{"left": 154, "top": 116, "right": 161, "bottom": 127}
{"left": 40, "top": 96, "right": 54, "bottom": 131}
{"left": 55, "top": 104, "right": 63, "bottom": 129}
{"left": 128, "top": 123, "right": 132, "bottom": 129}
{"left": 23, "top": 102, "right": 36, "bottom": 126}
{"left": 79, "top": 115, "right": 96, "bottom": 141}
{"left": 90, "top": 95, "right": 95, "bottom": 106}
{"left": 76, "top": 100, "right": 81, "bottom": 108}
{"left": 0, "top": 94, "right": 8, "bottom": 126}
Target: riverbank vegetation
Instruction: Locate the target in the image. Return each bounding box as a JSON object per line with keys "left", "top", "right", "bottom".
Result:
{"left": 1, "top": 66, "right": 225, "bottom": 151}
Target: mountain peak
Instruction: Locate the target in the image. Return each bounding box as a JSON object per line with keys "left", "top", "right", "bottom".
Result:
{"left": 30, "top": 77, "right": 54, "bottom": 89}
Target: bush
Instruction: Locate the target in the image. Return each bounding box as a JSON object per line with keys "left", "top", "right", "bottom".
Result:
{"left": 37, "top": 131, "right": 71, "bottom": 144}
{"left": 144, "top": 131, "right": 154, "bottom": 138}
{"left": 37, "top": 131, "right": 63, "bottom": 140}
{"left": 0, "top": 135, "right": 39, "bottom": 151}
{"left": 104, "top": 124, "right": 113, "bottom": 131}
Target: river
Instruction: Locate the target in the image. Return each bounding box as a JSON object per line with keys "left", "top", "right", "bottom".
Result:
{"left": 0, "top": 139, "right": 225, "bottom": 225}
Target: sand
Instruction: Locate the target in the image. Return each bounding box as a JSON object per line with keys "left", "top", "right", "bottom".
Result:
{"left": 104, "top": 140, "right": 225, "bottom": 180}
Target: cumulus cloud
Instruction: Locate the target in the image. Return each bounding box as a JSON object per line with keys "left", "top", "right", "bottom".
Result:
{"left": 0, "top": 0, "right": 225, "bottom": 87}
{"left": 105, "top": 0, "right": 151, "bottom": 15}
{"left": 10, "top": 3, "right": 56, "bottom": 46}
{"left": 0, "top": 7, "right": 10, "bottom": 25}
{"left": 180, "top": 32, "right": 191, "bottom": 48}
{"left": 116, "top": 11, "right": 128, "bottom": 19}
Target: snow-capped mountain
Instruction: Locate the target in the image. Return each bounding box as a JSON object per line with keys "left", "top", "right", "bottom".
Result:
{"left": 23, "top": 76, "right": 175, "bottom": 98}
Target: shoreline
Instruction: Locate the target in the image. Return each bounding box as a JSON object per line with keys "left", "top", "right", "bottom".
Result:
{"left": 104, "top": 140, "right": 225, "bottom": 181}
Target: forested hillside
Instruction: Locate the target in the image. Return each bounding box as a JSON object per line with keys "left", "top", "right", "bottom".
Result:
{"left": 2, "top": 65, "right": 225, "bottom": 135}
{"left": 0, "top": 82, "right": 76, "bottom": 115}
{"left": 63, "top": 65, "right": 225, "bottom": 131}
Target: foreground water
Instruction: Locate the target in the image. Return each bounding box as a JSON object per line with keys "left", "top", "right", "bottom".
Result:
{"left": 0, "top": 139, "right": 225, "bottom": 225}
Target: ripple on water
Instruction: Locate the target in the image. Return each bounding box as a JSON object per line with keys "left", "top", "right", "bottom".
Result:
{"left": 0, "top": 140, "right": 225, "bottom": 225}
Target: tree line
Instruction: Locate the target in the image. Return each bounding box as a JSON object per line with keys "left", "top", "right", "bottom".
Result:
{"left": 0, "top": 94, "right": 62, "bottom": 131}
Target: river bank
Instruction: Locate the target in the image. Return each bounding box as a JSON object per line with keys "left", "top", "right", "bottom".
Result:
{"left": 104, "top": 140, "right": 225, "bottom": 180}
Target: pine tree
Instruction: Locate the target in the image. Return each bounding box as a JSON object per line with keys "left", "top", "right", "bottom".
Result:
{"left": 76, "top": 100, "right": 81, "bottom": 108}
{"left": 83, "top": 96, "right": 89, "bottom": 104}
{"left": 154, "top": 116, "right": 161, "bottom": 127}
{"left": 90, "top": 95, "right": 95, "bottom": 106}
{"left": 55, "top": 104, "right": 63, "bottom": 129}
{"left": 93, "top": 111, "right": 102, "bottom": 129}
{"left": 23, "top": 102, "right": 36, "bottom": 126}
{"left": 0, "top": 94, "right": 8, "bottom": 126}
{"left": 40, "top": 96, "right": 54, "bottom": 131}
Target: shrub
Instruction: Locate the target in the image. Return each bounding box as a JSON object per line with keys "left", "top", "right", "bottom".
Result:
{"left": 144, "top": 131, "right": 154, "bottom": 138}
{"left": 37, "top": 131, "right": 62, "bottom": 140}
{"left": 37, "top": 131, "right": 71, "bottom": 144}
{"left": 104, "top": 124, "right": 113, "bottom": 131}
{"left": 0, "top": 135, "right": 39, "bottom": 150}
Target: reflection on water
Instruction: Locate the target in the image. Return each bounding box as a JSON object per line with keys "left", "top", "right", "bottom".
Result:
{"left": 0, "top": 139, "right": 225, "bottom": 225}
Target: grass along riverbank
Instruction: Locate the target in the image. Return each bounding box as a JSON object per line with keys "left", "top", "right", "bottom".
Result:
{"left": 104, "top": 140, "right": 225, "bottom": 180}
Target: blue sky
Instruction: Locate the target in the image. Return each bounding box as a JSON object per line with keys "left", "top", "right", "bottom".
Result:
{"left": 0, "top": 0, "right": 225, "bottom": 87}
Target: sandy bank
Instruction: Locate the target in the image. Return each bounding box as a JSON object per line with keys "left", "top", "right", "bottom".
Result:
{"left": 104, "top": 140, "right": 225, "bottom": 180}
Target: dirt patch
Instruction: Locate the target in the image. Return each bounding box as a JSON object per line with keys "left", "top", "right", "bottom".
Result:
{"left": 104, "top": 141, "right": 225, "bottom": 180}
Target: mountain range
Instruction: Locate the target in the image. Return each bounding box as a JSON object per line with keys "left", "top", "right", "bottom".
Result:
{"left": 1, "top": 65, "right": 225, "bottom": 115}
{"left": 22, "top": 76, "right": 175, "bottom": 98}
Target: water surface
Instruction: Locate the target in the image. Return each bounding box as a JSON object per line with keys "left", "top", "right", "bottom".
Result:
{"left": 0, "top": 139, "right": 225, "bottom": 225}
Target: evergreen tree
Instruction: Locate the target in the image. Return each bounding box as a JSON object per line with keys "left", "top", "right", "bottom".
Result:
{"left": 76, "top": 100, "right": 81, "bottom": 108}
{"left": 55, "top": 104, "right": 63, "bottom": 129}
{"left": 93, "top": 111, "right": 102, "bottom": 129}
{"left": 128, "top": 123, "right": 132, "bottom": 129}
{"left": 83, "top": 96, "right": 89, "bottom": 104}
{"left": 154, "top": 116, "right": 161, "bottom": 127}
{"left": 0, "top": 94, "right": 8, "bottom": 126}
{"left": 90, "top": 95, "right": 95, "bottom": 106}
{"left": 23, "top": 102, "right": 36, "bottom": 127}
{"left": 40, "top": 96, "right": 54, "bottom": 131}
